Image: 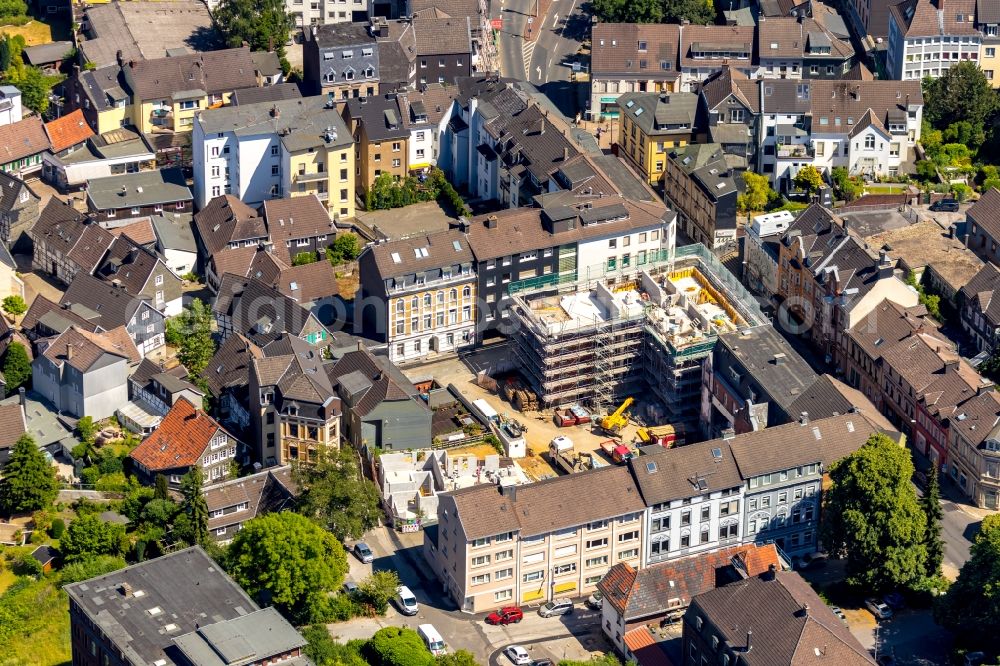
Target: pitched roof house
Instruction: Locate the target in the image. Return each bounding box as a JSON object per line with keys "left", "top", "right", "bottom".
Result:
{"left": 29, "top": 198, "right": 116, "bottom": 286}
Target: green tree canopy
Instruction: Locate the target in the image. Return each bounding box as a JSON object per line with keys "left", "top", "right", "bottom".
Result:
{"left": 937, "top": 514, "right": 1000, "bottom": 648}
{"left": 5, "top": 63, "right": 52, "bottom": 114}
{"left": 166, "top": 299, "right": 216, "bottom": 375}
{"left": 793, "top": 164, "right": 824, "bottom": 195}
{"left": 212, "top": 0, "right": 294, "bottom": 60}
{"left": 592, "top": 0, "right": 713, "bottom": 23}
{"left": 737, "top": 171, "right": 778, "bottom": 213}
{"left": 327, "top": 233, "right": 362, "bottom": 265}
{"left": 60, "top": 514, "right": 129, "bottom": 562}
{"left": 0, "top": 434, "right": 58, "bottom": 514}
{"left": 356, "top": 570, "right": 400, "bottom": 614}
{"left": 436, "top": 651, "right": 480, "bottom": 666}
{"left": 177, "top": 467, "right": 209, "bottom": 546}
{"left": 922, "top": 465, "right": 944, "bottom": 578}
{"left": 2, "top": 341, "right": 31, "bottom": 391}
{"left": 923, "top": 62, "right": 999, "bottom": 131}
{"left": 226, "top": 512, "right": 348, "bottom": 623}
{"left": 303, "top": 627, "right": 369, "bottom": 666}
{"left": 822, "top": 433, "right": 928, "bottom": 592}
{"left": 59, "top": 555, "right": 127, "bottom": 586}
{"left": 366, "top": 627, "right": 434, "bottom": 666}
{"left": 2, "top": 294, "right": 26, "bottom": 316}
{"left": 295, "top": 446, "right": 382, "bottom": 541}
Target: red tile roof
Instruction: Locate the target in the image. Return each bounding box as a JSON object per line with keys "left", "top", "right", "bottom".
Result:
{"left": 623, "top": 628, "right": 674, "bottom": 666}
{"left": 45, "top": 109, "right": 95, "bottom": 153}
{"left": 128, "top": 397, "right": 225, "bottom": 472}
{"left": 108, "top": 218, "right": 157, "bottom": 246}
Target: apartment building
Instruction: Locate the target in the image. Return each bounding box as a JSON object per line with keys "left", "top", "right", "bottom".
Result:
{"left": 284, "top": 0, "right": 368, "bottom": 26}
{"left": 588, "top": 23, "right": 682, "bottom": 120}
{"left": 959, "top": 261, "right": 1000, "bottom": 354}
{"left": 677, "top": 25, "right": 756, "bottom": 91}
{"left": 756, "top": 15, "right": 856, "bottom": 80}
{"left": 662, "top": 143, "right": 739, "bottom": 249}
{"left": 949, "top": 389, "right": 1000, "bottom": 509}
{"left": 427, "top": 465, "right": 646, "bottom": 612}
{"left": 629, "top": 441, "right": 745, "bottom": 567}
{"left": 698, "top": 66, "right": 760, "bottom": 170}
{"left": 303, "top": 22, "right": 380, "bottom": 102}
{"left": 356, "top": 229, "right": 477, "bottom": 363}
{"left": 192, "top": 97, "right": 355, "bottom": 218}
{"left": 343, "top": 94, "right": 410, "bottom": 198}
{"left": 845, "top": 0, "right": 895, "bottom": 40}
{"left": 616, "top": 91, "right": 699, "bottom": 186}
{"left": 964, "top": 187, "right": 1000, "bottom": 265}
{"left": 887, "top": 0, "right": 982, "bottom": 81}
{"left": 743, "top": 210, "right": 793, "bottom": 297}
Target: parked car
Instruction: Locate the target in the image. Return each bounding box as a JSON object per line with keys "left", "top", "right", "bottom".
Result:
{"left": 396, "top": 585, "right": 419, "bottom": 616}
{"left": 486, "top": 607, "right": 524, "bottom": 625}
{"left": 883, "top": 591, "right": 905, "bottom": 610}
{"left": 538, "top": 599, "right": 574, "bottom": 617}
{"left": 865, "top": 598, "right": 893, "bottom": 621}
{"left": 505, "top": 646, "right": 532, "bottom": 666}
{"left": 353, "top": 543, "right": 374, "bottom": 563}
{"left": 829, "top": 606, "right": 847, "bottom": 625}
{"left": 586, "top": 590, "right": 603, "bottom": 610}
{"left": 532, "top": 660, "right": 554, "bottom": 666}
{"left": 342, "top": 581, "right": 359, "bottom": 595}
{"left": 930, "top": 198, "right": 960, "bottom": 212}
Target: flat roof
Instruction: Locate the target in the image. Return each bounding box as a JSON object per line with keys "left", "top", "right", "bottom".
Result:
{"left": 865, "top": 218, "right": 983, "bottom": 291}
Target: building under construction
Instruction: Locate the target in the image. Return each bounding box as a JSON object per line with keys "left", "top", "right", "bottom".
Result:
{"left": 508, "top": 244, "right": 766, "bottom": 429}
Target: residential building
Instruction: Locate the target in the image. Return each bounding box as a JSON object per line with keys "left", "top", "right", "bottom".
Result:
{"left": 213, "top": 276, "right": 331, "bottom": 346}
{"left": 122, "top": 47, "right": 259, "bottom": 134}
{"left": 263, "top": 195, "right": 339, "bottom": 263}
{"left": 32, "top": 326, "right": 139, "bottom": 420}
{"left": 65, "top": 546, "right": 308, "bottom": 666}
{"left": 616, "top": 91, "right": 699, "bottom": 186}
{"left": 207, "top": 244, "right": 287, "bottom": 294}
{"left": 982, "top": 26, "right": 1000, "bottom": 88}
{"left": 426, "top": 465, "right": 647, "bottom": 612}
{"left": 249, "top": 333, "right": 341, "bottom": 466}
{"left": 683, "top": 570, "right": 875, "bottom": 666}
{"left": 0, "top": 170, "right": 40, "bottom": 251}
{"left": 60, "top": 273, "right": 167, "bottom": 358}
{"left": 887, "top": 0, "right": 981, "bottom": 81}
{"left": 192, "top": 194, "right": 268, "bottom": 271}
{"left": 702, "top": 325, "right": 818, "bottom": 437}
{"left": 204, "top": 466, "right": 298, "bottom": 543}
{"left": 129, "top": 397, "right": 241, "bottom": 486}
{"left": 278, "top": 260, "right": 340, "bottom": 315}
{"left": 397, "top": 84, "right": 459, "bottom": 170}
{"left": 42, "top": 126, "right": 157, "bottom": 192}
{"left": 151, "top": 214, "right": 198, "bottom": 277}
{"left": 29, "top": 198, "right": 116, "bottom": 286}
{"left": 588, "top": 23, "right": 681, "bottom": 121}
{"left": 252, "top": 50, "right": 285, "bottom": 87}
{"left": 232, "top": 82, "right": 303, "bottom": 106}
{"left": 356, "top": 229, "right": 477, "bottom": 363}
{"left": 0, "top": 85, "right": 23, "bottom": 126}
{"left": 343, "top": 93, "right": 410, "bottom": 198}
{"left": 85, "top": 168, "right": 193, "bottom": 223}
{"left": 743, "top": 210, "right": 794, "bottom": 296}
{"left": 845, "top": 0, "right": 895, "bottom": 41}
{"left": 756, "top": 15, "right": 856, "bottom": 80}
{"left": 94, "top": 235, "right": 185, "bottom": 316}
{"left": 596, "top": 544, "right": 783, "bottom": 654}
{"left": 203, "top": 333, "right": 263, "bottom": 435}
{"left": 65, "top": 63, "right": 133, "bottom": 135}
{"left": 949, "top": 389, "right": 1000, "bottom": 508}
{"left": 327, "top": 346, "right": 433, "bottom": 449}
{"left": 0, "top": 116, "right": 50, "bottom": 178}
{"left": 776, "top": 205, "right": 919, "bottom": 366}
{"left": 960, "top": 262, "right": 1000, "bottom": 354}
{"left": 42, "top": 109, "right": 96, "bottom": 176}
{"left": 192, "top": 96, "right": 355, "bottom": 218}
{"left": 0, "top": 401, "right": 27, "bottom": 467}
{"left": 20, "top": 295, "right": 103, "bottom": 351}
{"left": 411, "top": 16, "right": 474, "bottom": 86}
{"left": 629, "top": 440, "right": 745, "bottom": 566}
{"left": 662, "top": 143, "right": 739, "bottom": 249}
{"left": 677, "top": 25, "right": 756, "bottom": 91}
{"left": 118, "top": 358, "right": 203, "bottom": 435}
{"left": 697, "top": 66, "right": 759, "bottom": 172}
{"left": 303, "top": 22, "right": 381, "bottom": 101}
{"left": 964, "top": 187, "right": 1000, "bottom": 264}
{"left": 0, "top": 241, "right": 23, "bottom": 302}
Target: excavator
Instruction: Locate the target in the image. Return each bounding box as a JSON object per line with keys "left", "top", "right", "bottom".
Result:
{"left": 599, "top": 397, "right": 634, "bottom": 436}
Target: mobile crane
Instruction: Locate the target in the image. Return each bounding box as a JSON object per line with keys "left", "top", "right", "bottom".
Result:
{"left": 599, "top": 397, "right": 634, "bottom": 436}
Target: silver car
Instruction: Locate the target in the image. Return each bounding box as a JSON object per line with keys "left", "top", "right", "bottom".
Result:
{"left": 353, "top": 542, "right": 374, "bottom": 563}
{"left": 538, "top": 599, "right": 574, "bottom": 617}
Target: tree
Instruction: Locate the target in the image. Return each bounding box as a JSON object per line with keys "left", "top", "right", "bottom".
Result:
{"left": 356, "top": 570, "right": 400, "bottom": 614}
{"left": 943, "top": 120, "right": 987, "bottom": 150}
{"left": 366, "top": 627, "right": 434, "bottom": 666}
{"left": 662, "top": 0, "right": 715, "bottom": 24}
{"left": 436, "top": 651, "right": 480, "bottom": 666}
{"left": 5, "top": 64, "right": 52, "bottom": 114}
{"left": 0, "top": 36, "right": 10, "bottom": 71}
{"left": 591, "top": 0, "right": 662, "bottom": 23}
{"left": 166, "top": 299, "right": 216, "bottom": 375}
{"left": 950, "top": 182, "right": 973, "bottom": 202}
{"left": 59, "top": 555, "right": 127, "bottom": 586}
{"left": 76, "top": 416, "right": 97, "bottom": 448}
{"left": 292, "top": 251, "right": 318, "bottom": 266}
{"left": 1, "top": 294, "right": 26, "bottom": 316}
{"left": 822, "top": 433, "right": 928, "bottom": 592}
{"left": 0, "top": 434, "right": 58, "bottom": 514}
{"left": 212, "top": 0, "right": 294, "bottom": 60}
{"left": 60, "top": 514, "right": 129, "bottom": 562}
{"left": 2, "top": 341, "right": 31, "bottom": 391}
{"left": 227, "top": 512, "right": 348, "bottom": 623}
{"left": 937, "top": 514, "right": 1000, "bottom": 648}
{"left": 295, "top": 446, "right": 382, "bottom": 541}
{"left": 327, "top": 233, "right": 362, "bottom": 265}
{"left": 303, "top": 627, "right": 369, "bottom": 666}
{"left": 0, "top": 0, "right": 27, "bottom": 18}
{"left": 924, "top": 61, "right": 999, "bottom": 131}
{"left": 794, "top": 164, "right": 824, "bottom": 195}
{"left": 178, "top": 467, "right": 209, "bottom": 546}
{"left": 737, "top": 171, "right": 777, "bottom": 213}
{"left": 922, "top": 464, "right": 944, "bottom": 578}
{"left": 154, "top": 474, "right": 170, "bottom": 500}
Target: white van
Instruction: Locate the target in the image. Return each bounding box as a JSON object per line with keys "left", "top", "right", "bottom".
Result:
{"left": 396, "top": 585, "right": 418, "bottom": 616}
{"left": 418, "top": 624, "right": 446, "bottom": 656}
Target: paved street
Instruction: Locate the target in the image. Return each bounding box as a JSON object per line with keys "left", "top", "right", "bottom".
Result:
{"left": 330, "top": 525, "right": 608, "bottom": 662}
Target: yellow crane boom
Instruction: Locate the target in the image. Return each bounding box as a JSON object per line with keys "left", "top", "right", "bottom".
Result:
{"left": 600, "top": 397, "right": 634, "bottom": 435}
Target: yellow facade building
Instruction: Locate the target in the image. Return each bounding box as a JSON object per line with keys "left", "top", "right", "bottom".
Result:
{"left": 616, "top": 91, "right": 700, "bottom": 186}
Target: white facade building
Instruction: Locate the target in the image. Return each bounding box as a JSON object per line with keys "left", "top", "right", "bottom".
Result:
{"left": 887, "top": 0, "right": 983, "bottom": 81}
{"left": 0, "top": 86, "right": 23, "bottom": 127}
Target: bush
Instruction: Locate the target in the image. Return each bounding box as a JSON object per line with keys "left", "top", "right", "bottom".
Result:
{"left": 292, "top": 251, "right": 319, "bottom": 266}
{"left": 49, "top": 518, "right": 65, "bottom": 539}
{"left": 58, "top": 555, "right": 127, "bottom": 586}
{"left": 366, "top": 627, "right": 434, "bottom": 666}
{"left": 12, "top": 552, "right": 43, "bottom": 576}
{"left": 315, "top": 592, "right": 365, "bottom": 622}
{"left": 356, "top": 570, "right": 400, "bottom": 615}
{"left": 2, "top": 294, "right": 26, "bottom": 316}
{"left": 0, "top": 0, "right": 28, "bottom": 19}
{"left": 95, "top": 472, "right": 129, "bottom": 492}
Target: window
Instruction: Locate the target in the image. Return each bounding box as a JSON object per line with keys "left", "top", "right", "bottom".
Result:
{"left": 586, "top": 555, "right": 609, "bottom": 567}
{"left": 553, "top": 563, "right": 577, "bottom": 576}
{"left": 472, "top": 554, "right": 490, "bottom": 567}
{"left": 154, "top": 274, "right": 164, "bottom": 286}
{"left": 496, "top": 568, "right": 513, "bottom": 580}
{"left": 618, "top": 530, "right": 639, "bottom": 542}
{"left": 681, "top": 511, "right": 691, "bottom": 526}
{"left": 472, "top": 573, "right": 490, "bottom": 585}
{"left": 618, "top": 548, "right": 639, "bottom": 560}
{"left": 472, "top": 537, "right": 490, "bottom": 548}
{"left": 586, "top": 537, "right": 608, "bottom": 549}
{"left": 864, "top": 135, "right": 876, "bottom": 150}
{"left": 392, "top": 159, "right": 401, "bottom": 168}
{"left": 495, "top": 532, "right": 512, "bottom": 543}
{"left": 700, "top": 506, "right": 710, "bottom": 522}
{"left": 495, "top": 589, "right": 513, "bottom": 602}
{"left": 392, "top": 142, "right": 401, "bottom": 152}
{"left": 523, "top": 570, "right": 544, "bottom": 582}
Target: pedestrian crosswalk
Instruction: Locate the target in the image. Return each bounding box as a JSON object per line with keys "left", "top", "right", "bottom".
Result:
{"left": 522, "top": 39, "right": 535, "bottom": 79}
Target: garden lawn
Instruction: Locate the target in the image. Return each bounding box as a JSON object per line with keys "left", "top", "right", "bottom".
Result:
{"left": 0, "top": 20, "right": 53, "bottom": 46}
{"left": 0, "top": 577, "right": 71, "bottom": 666}
{"left": 865, "top": 183, "right": 909, "bottom": 194}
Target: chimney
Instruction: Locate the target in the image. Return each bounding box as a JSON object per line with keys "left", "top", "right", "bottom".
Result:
{"left": 562, "top": 146, "right": 569, "bottom": 161}
{"left": 116, "top": 49, "right": 124, "bottom": 67}
{"left": 746, "top": 630, "right": 752, "bottom": 653}
{"left": 66, "top": 344, "right": 73, "bottom": 361}
{"left": 660, "top": 92, "right": 668, "bottom": 103}
{"left": 486, "top": 214, "right": 498, "bottom": 229}
{"left": 538, "top": 118, "right": 545, "bottom": 135}
{"left": 773, "top": 352, "right": 786, "bottom": 365}
{"left": 270, "top": 104, "right": 280, "bottom": 119}
{"left": 799, "top": 411, "right": 809, "bottom": 425}
{"left": 500, "top": 483, "right": 516, "bottom": 501}
{"left": 18, "top": 387, "right": 25, "bottom": 407}
{"left": 119, "top": 582, "right": 133, "bottom": 598}
{"left": 797, "top": 604, "right": 810, "bottom": 617}
{"left": 722, "top": 428, "right": 736, "bottom": 441}
{"left": 765, "top": 563, "right": 777, "bottom": 580}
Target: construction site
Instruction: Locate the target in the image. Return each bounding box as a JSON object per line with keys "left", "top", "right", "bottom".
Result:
{"left": 508, "top": 244, "right": 767, "bottom": 430}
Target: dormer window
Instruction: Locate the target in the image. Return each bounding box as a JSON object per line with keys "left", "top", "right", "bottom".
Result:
{"left": 342, "top": 50, "right": 353, "bottom": 58}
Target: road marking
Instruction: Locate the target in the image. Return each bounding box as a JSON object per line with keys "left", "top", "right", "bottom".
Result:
{"left": 535, "top": 65, "right": 542, "bottom": 80}
{"left": 522, "top": 39, "right": 536, "bottom": 79}
{"left": 551, "top": 12, "right": 558, "bottom": 27}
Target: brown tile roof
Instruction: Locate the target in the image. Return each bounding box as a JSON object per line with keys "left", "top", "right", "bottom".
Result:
{"left": 699, "top": 66, "right": 755, "bottom": 112}
{"left": 126, "top": 47, "right": 259, "bottom": 101}
{"left": 758, "top": 16, "right": 854, "bottom": 60}
{"left": 45, "top": 109, "right": 96, "bottom": 153}
{"left": 21, "top": 294, "right": 102, "bottom": 336}
{"left": 30, "top": 199, "right": 117, "bottom": 275}
{"left": 367, "top": 227, "right": 474, "bottom": 280}
{"left": 129, "top": 397, "right": 229, "bottom": 472}
{"left": 95, "top": 236, "right": 170, "bottom": 296}
{"left": 402, "top": 84, "right": 460, "bottom": 124}
{"left": 0, "top": 116, "right": 50, "bottom": 164}
{"left": 591, "top": 23, "right": 681, "bottom": 78}
{"left": 950, "top": 389, "right": 1000, "bottom": 446}
{"left": 42, "top": 325, "right": 138, "bottom": 372}
{"left": 277, "top": 260, "right": 338, "bottom": 304}
{"left": 968, "top": 187, "right": 1000, "bottom": 244}
{"left": 0, "top": 403, "right": 27, "bottom": 451}
{"left": 621, "top": 628, "right": 673, "bottom": 666}
{"left": 414, "top": 16, "right": 472, "bottom": 56}
{"left": 446, "top": 465, "right": 645, "bottom": 540}
{"left": 262, "top": 195, "right": 335, "bottom": 257}
{"left": 326, "top": 348, "right": 423, "bottom": 416}
{"left": 960, "top": 260, "right": 1000, "bottom": 325}
{"left": 203, "top": 334, "right": 263, "bottom": 397}
{"left": 410, "top": 0, "right": 478, "bottom": 20}
{"left": 194, "top": 195, "right": 267, "bottom": 256}
{"left": 786, "top": 375, "right": 892, "bottom": 428}
{"left": 890, "top": 0, "right": 979, "bottom": 37}
{"left": 211, "top": 246, "right": 287, "bottom": 284}
{"left": 628, "top": 439, "right": 744, "bottom": 505}
{"left": 109, "top": 218, "right": 157, "bottom": 246}
{"left": 679, "top": 25, "right": 755, "bottom": 67}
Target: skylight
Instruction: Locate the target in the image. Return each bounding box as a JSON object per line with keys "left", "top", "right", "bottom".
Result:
{"left": 646, "top": 461, "right": 657, "bottom": 473}
{"left": 453, "top": 240, "right": 462, "bottom": 251}
{"left": 391, "top": 252, "right": 401, "bottom": 263}
{"left": 711, "top": 447, "right": 722, "bottom": 459}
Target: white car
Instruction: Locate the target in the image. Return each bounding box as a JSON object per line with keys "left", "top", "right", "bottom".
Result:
{"left": 505, "top": 646, "right": 531, "bottom": 666}
{"left": 865, "top": 598, "right": 893, "bottom": 621}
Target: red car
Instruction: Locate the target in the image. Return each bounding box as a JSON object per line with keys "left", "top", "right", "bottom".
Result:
{"left": 486, "top": 606, "right": 524, "bottom": 625}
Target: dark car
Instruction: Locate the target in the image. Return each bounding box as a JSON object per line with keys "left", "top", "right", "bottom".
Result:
{"left": 532, "top": 660, "right": 554, "bottom": 666}
{"left": 930, "top": 198, "right": 960, "bottom": 212}
{"left": 486, "top": 607, "right": 524, "bottom": 625}
{"left": 883, "top": 591, "right": 905, "bottom": 610}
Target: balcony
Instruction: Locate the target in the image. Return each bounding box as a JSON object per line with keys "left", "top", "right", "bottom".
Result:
{"left": 776, "top": 144, "right": 814, "bottom": 159}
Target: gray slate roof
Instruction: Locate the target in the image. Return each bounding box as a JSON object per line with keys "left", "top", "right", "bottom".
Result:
{"left": 196, "top": 96, "right": 353, "bottom": 152}
{"left": 718, "top": 326, "right": 818, "bottom": 410}
{"left": 172, "top": 607, "right": 307, "bottom": 666}
{"left": 231, "top": 83, "right": 303, "bottom": 106}
{"left": 628, "top": 439, "right": 743, "bottom": 504}
{"left": 87, "top": 167, "right": 192, "bottom": 210}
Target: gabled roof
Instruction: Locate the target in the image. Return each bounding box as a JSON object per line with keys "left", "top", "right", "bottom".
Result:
{"left": 591, "top": 23, "right": 680, "bottom": 78}
{"left": 95, "top": 236, "right": 170, "bottom": 296}
{"left": 41, "top": 325, "right": 139, "bottom": 372}
{"left": 277, "top": 260, "right": 339, "bottom": 304}
{"left": 87, "top": 167, "right": 192, "bottom": 210}
{"left": 699, "top": 66, "right": 756, "bottom": 112}
{"left": 210, "top": 245, "right": 287, "bottom": 285}
{"left": 628, "top": 439, "right": 743, "bottom": 504}
{"left": 44, "top": 109, "right": 96, "bottom": 153}
{"left": 262, "top": 195, "right": 334, "bottom": 248}
{"left": 21, "top": 294, "right": 102, "bottom": 337}
{"left": 29, "top": 199, "right": 116, "bottom": 274}
{"left": 890, "top": 0, "right": 978, "bottom": 37}
{"left": 787, "top": 374, "right": 890, "bottom": 426}
{"left": 0, "top": 403, "right": 27, "bottom": 451}
{"left": 718, "top": 326, "right": 818, "bottom": 410}
{"left": 129, "top": 397, "right": 230, "bottom": 472}
{"left": 327, "top": 348, "right": 423, "bottom": 416}
{"left": 108, "top": 217, "right": 157, "bottom": 246}
{"left": 216, "top": 277, "right": 326, "bottom": 346}
{"left": 366, "top": 228, "right": 474, "bottom": 280}
{"left": 61, "top": 272, "right": 151, "bottom": 330}
{"left": 203, "top": 466, "right": 297, "bottom": 534}
{"left": 967, "top": 187, "right": 1000, "bottom": 244}
{"left": 193, "top": 195, "right": 267, "bottom": 256}
{"left": 0, "top": 116, "right": 50, "bottom": 163}
{"left": 960, "top": 261, "right": 1000, "bottom": 326}
{"left": 0, "top": 171, "right": 38, "bottom": 216}
{"left": 413, "top": 16, "right": 472, "bottom": 56}
{"left": 125, "top": 47, "right": 258, "bottom": 101}
{"left": 252, "top": 335, "right": 338, "bottom": 416}
{"left": 679, "top": 25, "right": 755, "bottom": 67}
{"left": 203, "top": 334, "right": 263, "bottom": 397}
{"left": 757, "top": 16, "right": 854, "bottom": 61}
